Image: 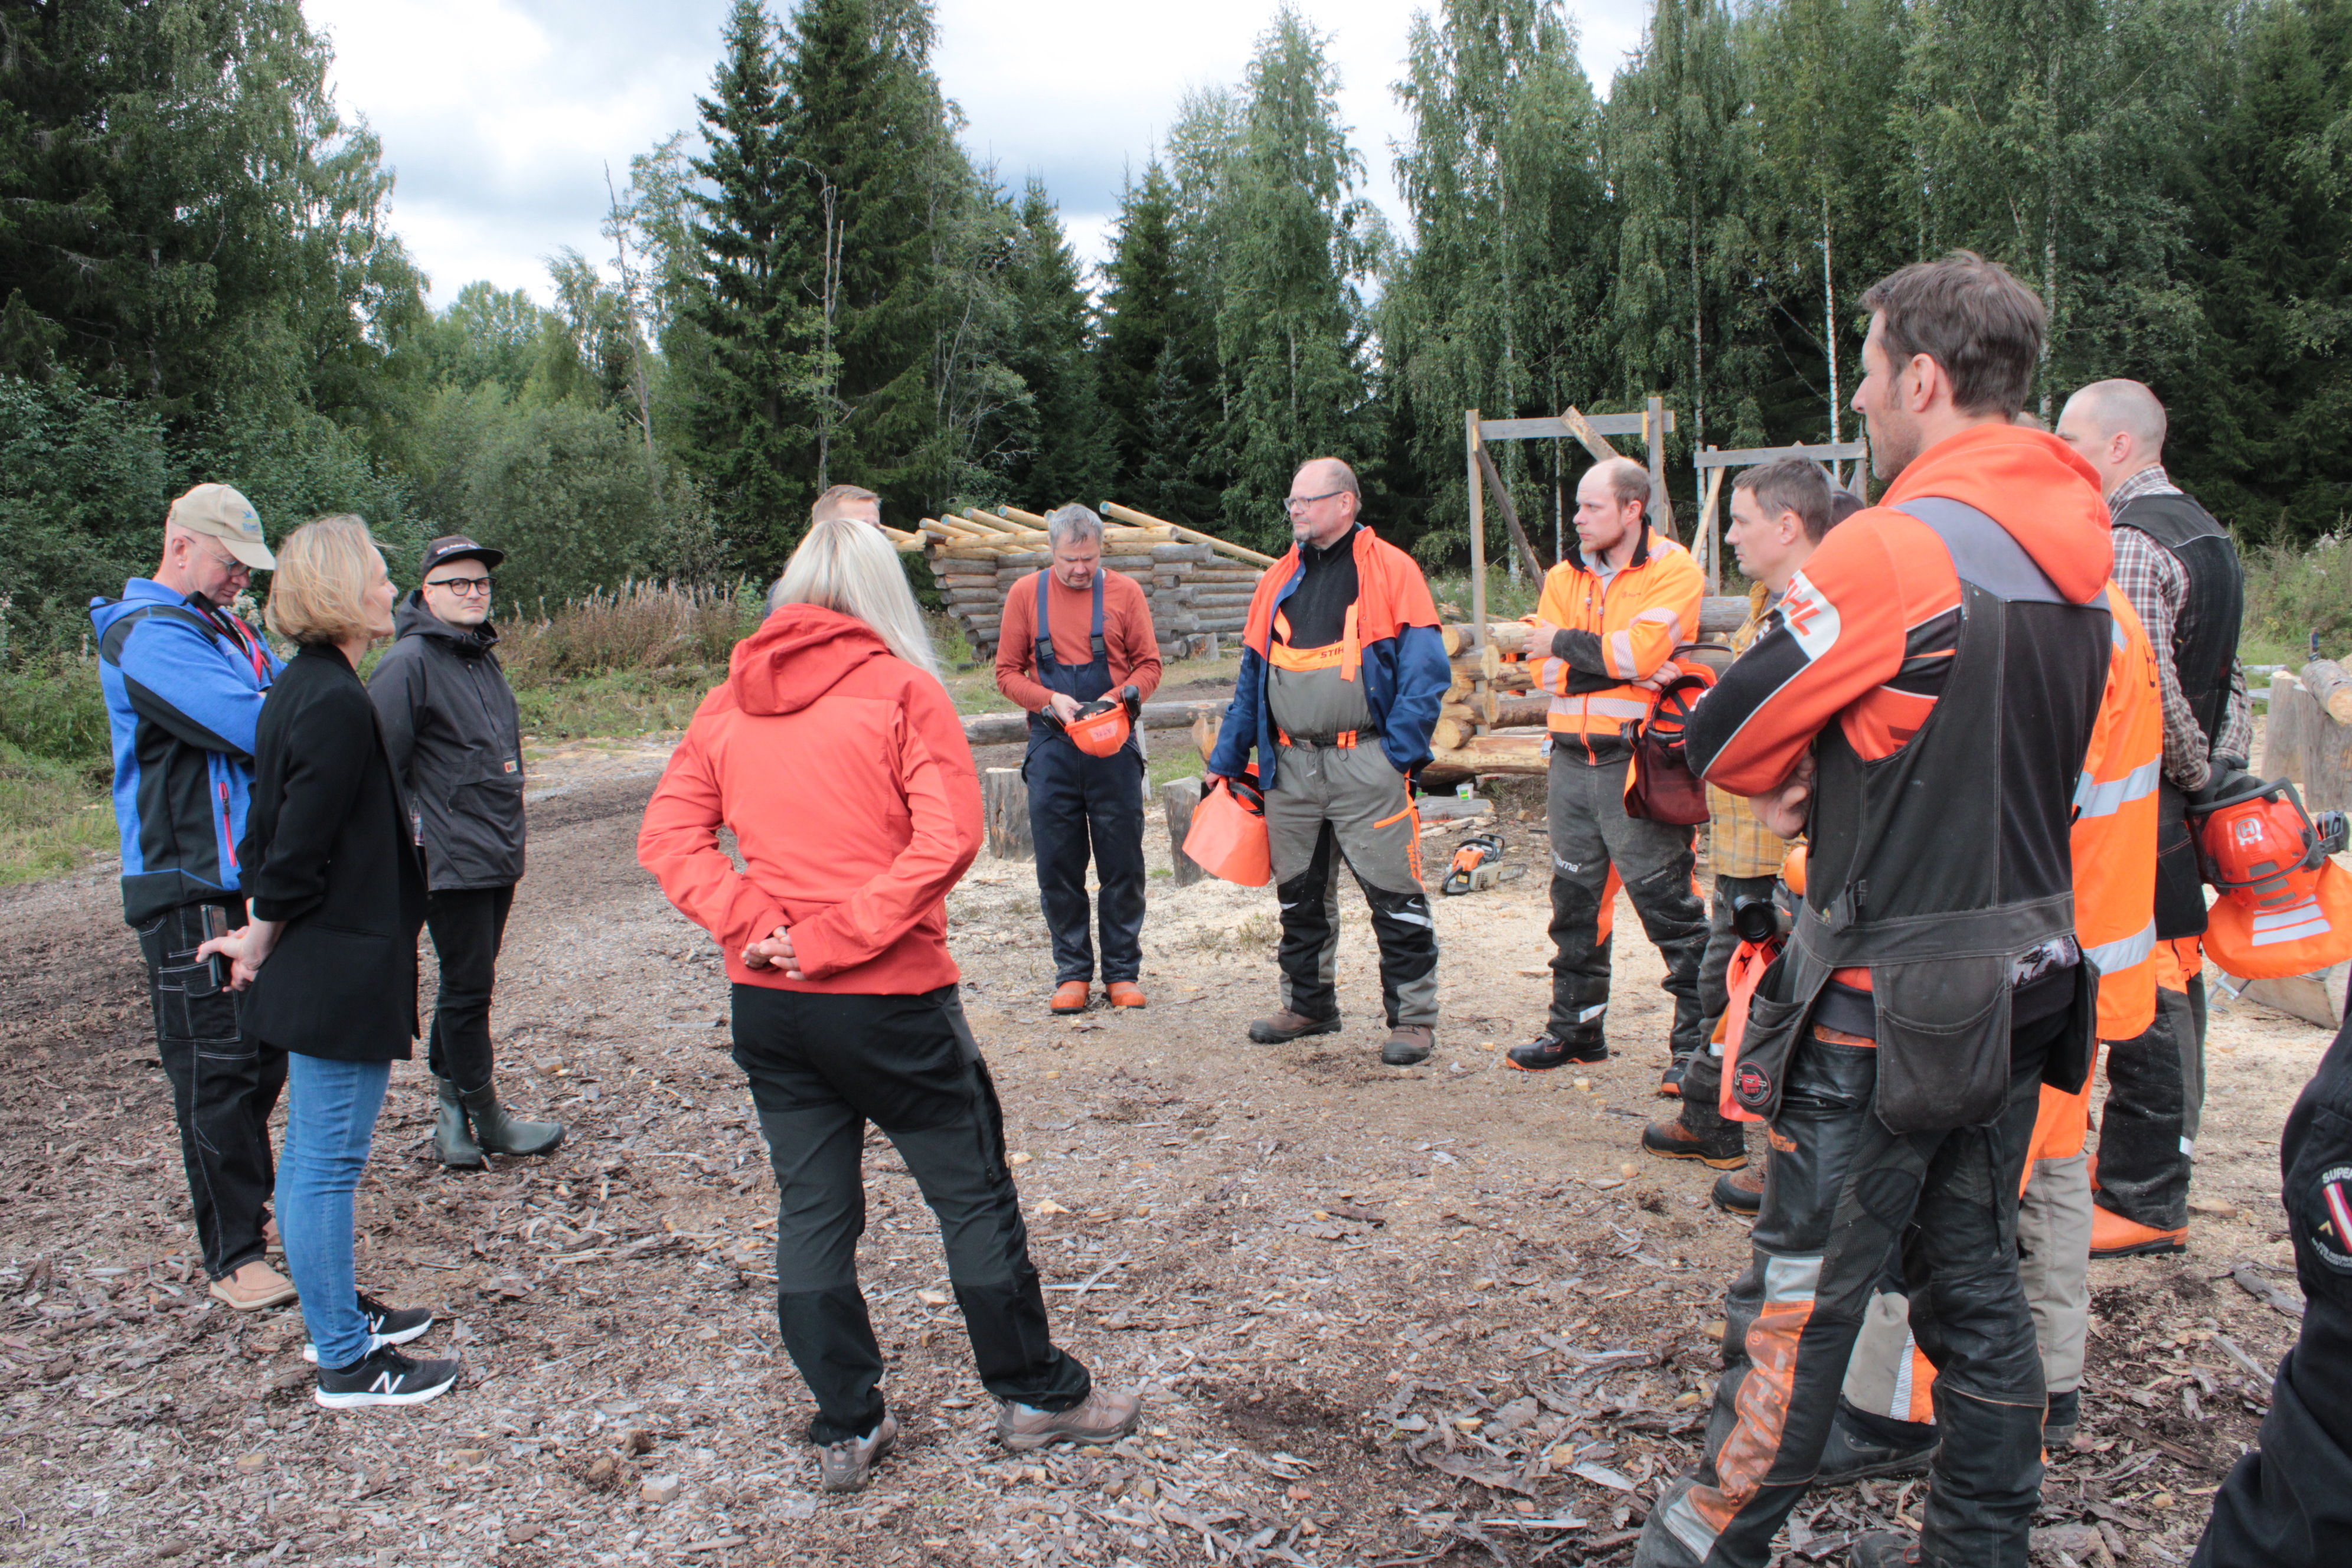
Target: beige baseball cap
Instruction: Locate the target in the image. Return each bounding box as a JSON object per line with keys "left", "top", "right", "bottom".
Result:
{"left": 166, "top": 483, "right": 275, "bottom": 571}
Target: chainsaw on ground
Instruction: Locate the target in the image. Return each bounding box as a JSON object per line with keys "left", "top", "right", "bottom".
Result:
{"left": 1441, "top": 832, "right": 1523, "bottom": 895}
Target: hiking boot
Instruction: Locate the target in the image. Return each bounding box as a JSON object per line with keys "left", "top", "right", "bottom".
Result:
{"left": 1658, "top": 1054, "right": 1688, "bottom": 1097}
{"left": 302, "top": 1293, "right": 434, "bottom": 1363}
{"left": 1642, "top": 1115, "right": 1746, "bottom": 1170}
{"left": 208, "top": 1260, "right": 296, "bottom": 1311}
{"left": 1847, "top": 1531, "right": 1922, "bottom": 1568}
{"left": 1505, "top": 1031, "right": 1606, "bottom": 1072}
{"left": 1711, "top": 1161, "right": 1764, "bottom": 1216}
{"left": 997, "top": 1386, "right": 1143, "bottom": 1452}
{"left": 434, "top": 1076, "right": 484, "bottom": 1169}
{"left": 1816, "top": 1405, "right": 1936, "bottom": 1484}
{"left": 457, "top": 1082, "right": 564, "bottom": 1159}
{"left": 1248, "top": 1009, "right": 1341, "bottom": 1044}
{"left": 818, "top": 1413, "right": 899, "bottom": 1494}
{"left": 2044, "top": 1387, "right": 2081, "bottom": 1448}
{"left": 1382, "top": 1025, "right": 1433, "bottom": 1066}
{"left": 1106, "top": 982, "right": 1146, "bottom": 1008}
{"left": 2089, "top": 1204, "right": 2186, "bottom": 1257}
{"left": 314, "top": 1344, "right": 460, "bottom": 1409}
{"left": 1050, "top": 981, "right": 1091, "bottom": 1014}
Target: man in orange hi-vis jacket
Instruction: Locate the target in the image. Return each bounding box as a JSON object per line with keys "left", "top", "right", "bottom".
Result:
{"left": 1507, "top": 457, "right": 1709, "bottom": 1087}
{"left": 1635, "top": 254, "right": 2115, "bottom": 1568}
{"left": 1812, "top": 576, "right": 2164, "bottom": 1486}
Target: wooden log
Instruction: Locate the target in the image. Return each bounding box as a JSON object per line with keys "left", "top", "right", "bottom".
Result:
{"left": 1162, "top": 779, "right": 1206, "bottom": 887}
{"left": 983, "top": 769, "right": 1032, "bottom": 861}
{"left": 2267, "top": 671, "right": 2304, "bottom": 779}
{"left": 1149, "top": 542, "right": 1216, "bottom": 562}
{"left": 1441, "top": 622, "right": 1538, "bottom": 657}
{"left": 1432, "top": 717, "right": 1472, "bottom": 751}
{"left": 1417, "top": 730, "right": 1550, "bottom": 785}
{"left": 2302, "top": 676, "right": 2352, "bottom": 816}
{"left": 1102, "top": 501, "right": 1278, "bottom": 567}
{"left": 1451, "top": 646, "right": 1504, "bottom": 682}
{"left": 1472, "top": 440, "right": 1549, "bottom": 584}
{"left": 959, "top": 698, "right": 1226, "bottom": 747}
{"left": 2304, "top": 660, "right": 2352, "bottom": 729}
{"left": 1000, "top": 505, "right": 1049, "bottom": 526}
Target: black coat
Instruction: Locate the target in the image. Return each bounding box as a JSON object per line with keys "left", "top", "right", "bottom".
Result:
{"left": 367, "top": 593, "right": 525, "bottom": 891}
{"left": 237, "top": 642, "right": 427, "bottom": 1061}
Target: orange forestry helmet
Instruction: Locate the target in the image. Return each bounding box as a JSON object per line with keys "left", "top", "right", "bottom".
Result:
{"left": 1063, "top": 697, "right": 1133, "bottom": 758}
{"left": 2192, "top": 774, "right": 2352, "bottom": 980}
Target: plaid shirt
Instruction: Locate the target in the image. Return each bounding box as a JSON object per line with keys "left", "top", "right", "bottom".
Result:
{"left": 2108, "top": 464, "right": 2252, "bottom": 789}
{"left": 1706, "top": 583, "right": 1795, "bottom": 878}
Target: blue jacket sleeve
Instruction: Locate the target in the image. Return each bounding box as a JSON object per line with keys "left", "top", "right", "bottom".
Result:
{"left": 116, "top": 615, "right": 269, "bottom": 757}
{"left": 1207, "top": 648, "right": 1266, "bottom": 779}
{"left": 1377, "top": 623, "right": 1452, "bottom": 776}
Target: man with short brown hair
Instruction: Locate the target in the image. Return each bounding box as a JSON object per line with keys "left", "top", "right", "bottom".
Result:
{"left": 1636, "top": 253, "right": 2115, "bottom": 1568}
{"left": 811, "top": 484, "right": 883, "bottom": 529}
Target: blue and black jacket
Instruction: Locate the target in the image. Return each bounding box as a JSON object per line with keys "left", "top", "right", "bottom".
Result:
{"left": 90, "top": 580, "right": 283, "bottom": 925}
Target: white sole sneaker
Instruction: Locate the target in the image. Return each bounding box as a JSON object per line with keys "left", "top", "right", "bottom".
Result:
{"left": 313, "top": 1347, "right": 460, "bottom": 1409}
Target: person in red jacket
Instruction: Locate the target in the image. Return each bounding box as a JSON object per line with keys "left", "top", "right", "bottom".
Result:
{"left": 636, "top": 518, "right": 1141, "bottom": 1494}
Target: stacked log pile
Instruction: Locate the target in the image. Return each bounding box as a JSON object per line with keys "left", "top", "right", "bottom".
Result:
{"left": 897, "top": 501, "right": 1274, "bottom": 662}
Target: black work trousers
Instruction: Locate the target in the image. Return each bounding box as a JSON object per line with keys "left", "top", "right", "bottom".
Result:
{"left": 137, "top": 899, "right": 285, "bottom": 1282}
{"left": 424, "top": 884, "right": 515, "bottom": 1092}
{"left": 1025, "top": 740, "right": 1146, "bottom": 985}
{"left": 1682, "top": 873, "right": 1776, "bottom": 1135}
{"left": 2094, "top": 943, "right": 2206, "bottom": 1231}
{"left": 731, "top": 982, "right": 1092, "bottom": 1445}
{"left": 1638, "top": 1014, "right": 2062, "bottom": 1568}
{"left": 1544, "top": 746, "right": 1709, "bottom": 1060}
{"left": 2194, "top": 1001, "right": 2352, "bottom": 1567}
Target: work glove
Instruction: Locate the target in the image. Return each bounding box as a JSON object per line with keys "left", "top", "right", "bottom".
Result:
{"left": 1119, "top": 684, "right": 1142, "bottom": 721}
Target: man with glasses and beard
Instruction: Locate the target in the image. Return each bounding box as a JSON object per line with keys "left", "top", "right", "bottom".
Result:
{"left": 369, "top": 537, "right": 563, "bottom": 1168}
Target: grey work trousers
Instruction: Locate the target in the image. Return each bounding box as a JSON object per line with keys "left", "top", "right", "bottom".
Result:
{"left": 1264, "top": 741, "right": 1439, "bottom": 1030}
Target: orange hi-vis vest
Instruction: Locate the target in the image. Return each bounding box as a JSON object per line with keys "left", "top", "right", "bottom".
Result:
{"left": 1534, "top": 528, "right": 1704, "bottom": 752}
{"left": 2072, "top": 582, "right": 2165, "bottom": 1043}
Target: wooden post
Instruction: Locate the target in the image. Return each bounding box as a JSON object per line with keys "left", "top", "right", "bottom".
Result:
{"left": 1645, "top": 394, "right": 1676, "bottom": 542}
{"left": 1466, "top": 409, "right": 1488, "bottom": 654}
{"left": 2267, "top": 670, "right": 2304, "bottom": 779}
{"left": 2299, "top": 661, "right": 2352, "bottom": 814}
{"left": 982, "top": 769, "right": 1032, "bottom": 861}
{"left": 1472, "top": 442, "right": 1546, "bottom": 583}
{"left": 1698, "top": 456, "right": 1724, "bottom": 594}
{"left": 1162, "top": 779, "right": 1205, "bottom": 887}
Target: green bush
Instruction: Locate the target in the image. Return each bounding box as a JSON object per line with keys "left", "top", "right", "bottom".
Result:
{"left": 0, "top": 737, "right": 114, "bottom": 885}
{"left": 499, "top": 580, "right": 762, "bottom": 684}
{"left": 0, "top": 651, "right": 109, "bottom": 773}
{"left": 2241, "top": 534, "right": 2352, "bottom": 664}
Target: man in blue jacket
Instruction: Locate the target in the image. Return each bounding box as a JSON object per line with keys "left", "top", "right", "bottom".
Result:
{"left": 1207, "top": 459, "right": 1453, "bottom": 1066}
{"left": 90, "top": 484, "right": 289, "bottom": 1311}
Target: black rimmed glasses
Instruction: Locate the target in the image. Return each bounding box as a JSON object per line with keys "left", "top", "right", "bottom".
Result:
{"left": 426, "top": 575, "right": 495, "bottom": 597}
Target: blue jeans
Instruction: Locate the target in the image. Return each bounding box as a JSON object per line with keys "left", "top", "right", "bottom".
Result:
{"left": 277, "top": 1054, "right": 391, "bottom": 1369}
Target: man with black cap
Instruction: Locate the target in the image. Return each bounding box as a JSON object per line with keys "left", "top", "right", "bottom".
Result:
{"left": 368, "top": 536, "right": 562, "bottom": 1167}
{"left": 91, "top": 483, "right": 290, "bottom": 1311}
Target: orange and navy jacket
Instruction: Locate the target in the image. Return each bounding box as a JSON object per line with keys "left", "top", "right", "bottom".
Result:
{"left": 1206, "top": 524, "right": 1451, "bottom": 789}
{"left": 1685, "top": 423, "right": 2116, "bottom": 991}
{"left": 1533, "top": 527, "right": 1704, "bottom": 757}
{"left": 2076, "top": 583, "right": 2164, "bottom": 1041}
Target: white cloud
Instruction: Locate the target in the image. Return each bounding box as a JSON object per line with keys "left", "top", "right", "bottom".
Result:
{"left": 301, "top": 0, "right": 1652, "bottom": 307}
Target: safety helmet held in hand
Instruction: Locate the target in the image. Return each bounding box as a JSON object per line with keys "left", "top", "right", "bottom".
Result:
{"left": 1183, "top": 773, "right": 1270, "bottom": 887}
{"left": 1064, "top": 697, "right": 1132, "bottom": 758}
{"left": 2191, "top": 774, "right": 2352, "bottom": 979}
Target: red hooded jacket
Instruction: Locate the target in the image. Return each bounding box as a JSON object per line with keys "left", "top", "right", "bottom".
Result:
{"left": 636, "top": 605, "right": 981, "bottom": 994}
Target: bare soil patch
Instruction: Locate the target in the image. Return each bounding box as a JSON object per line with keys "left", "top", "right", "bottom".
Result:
{"left": 0, "top": 734, "right": 2327, "bottom": 1565}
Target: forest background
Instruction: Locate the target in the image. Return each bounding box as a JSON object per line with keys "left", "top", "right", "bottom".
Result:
{"left": 2, "top": 0, "right": 2350, "bottom": 870}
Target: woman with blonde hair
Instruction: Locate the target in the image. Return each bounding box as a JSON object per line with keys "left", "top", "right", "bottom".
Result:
{"left": 641, "top": 517, "right": 1139, "bottom": 1492}
{"left": 199, "top": 515, "right": 456, "bottom": 1407}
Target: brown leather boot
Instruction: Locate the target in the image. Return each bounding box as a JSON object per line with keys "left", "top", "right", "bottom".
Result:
{"left": 1642, "top": 1115, "right": 1746, "bottom": 1169}
{"left": 1712, "top": 1159, "right": 1765, "bottom": 1216}
{"left": 1247, "top": 1009, "right": 1341, "bottom": 1044}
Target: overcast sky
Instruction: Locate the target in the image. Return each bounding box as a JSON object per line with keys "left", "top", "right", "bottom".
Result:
{"left": 301, "top": 0, "right": 1653, "bottom": 309}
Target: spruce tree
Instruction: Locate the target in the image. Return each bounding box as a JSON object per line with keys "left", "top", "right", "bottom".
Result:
{"left": 1001, "top": 181, "right": 1112, "bottom": 509}
{"left": 1096, "top": 164, "right": 1185, "bottom": 496}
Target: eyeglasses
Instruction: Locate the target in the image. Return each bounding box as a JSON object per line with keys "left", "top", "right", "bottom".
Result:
{"left": 197, "top": 543, "right": 251, "bottom": 578}
{"left": 426, "top": 575, "right": 495, "bottom": 597}
{"left": 1283, "top": 489, "right": 1348, "bottom": 514}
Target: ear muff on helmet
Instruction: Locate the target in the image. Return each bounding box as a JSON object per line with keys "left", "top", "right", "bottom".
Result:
{"left": 1064, "top": 697, "right": 1132, "bottom": 759}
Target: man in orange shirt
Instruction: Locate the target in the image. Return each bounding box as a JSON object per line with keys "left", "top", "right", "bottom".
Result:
{"left": 994, "top": 505, "right": 1162, "bottom": 1014}
{"left": 1511, "top": 458, "right": 1709, "bottom": 1081}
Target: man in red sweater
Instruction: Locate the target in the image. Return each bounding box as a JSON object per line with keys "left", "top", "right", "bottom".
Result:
{"left": 994, "top": 505, "right": 1162, "bottom": 1013}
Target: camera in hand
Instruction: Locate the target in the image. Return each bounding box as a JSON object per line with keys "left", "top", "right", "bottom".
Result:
{"left": 1731, "top": 893, "right": 1791, "bottom": 946}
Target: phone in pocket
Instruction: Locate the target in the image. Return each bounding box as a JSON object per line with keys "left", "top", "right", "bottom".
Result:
{"left": 202, "top": 905, "right": 230, "bottom": 989}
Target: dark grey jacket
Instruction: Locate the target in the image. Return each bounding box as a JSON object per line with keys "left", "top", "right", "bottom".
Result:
{"left": 367, "top": 593, "right": 525, "bottom": 891}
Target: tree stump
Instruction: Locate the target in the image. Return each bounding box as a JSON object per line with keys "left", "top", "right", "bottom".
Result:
{"left": 983, "top": 768, "right": 1032, "bottom": 861}
{"left": 1162, "top": 779, "right": 1204, "bottom": 887}
{"left": 2266, "top": 670, "right": 2304, "bottom": 779}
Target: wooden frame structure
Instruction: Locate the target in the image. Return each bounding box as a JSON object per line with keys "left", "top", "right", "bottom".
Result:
{"left": 1461, "top": 398, "right": 1677, "bottom": 652}
{"left": 1689, "top": 439, "right": 1870, "bottom": 593}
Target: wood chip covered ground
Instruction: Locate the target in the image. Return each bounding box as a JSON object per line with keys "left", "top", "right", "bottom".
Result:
{"left": 0, "top": 735, "right": 2331, "bottom": 1566}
